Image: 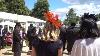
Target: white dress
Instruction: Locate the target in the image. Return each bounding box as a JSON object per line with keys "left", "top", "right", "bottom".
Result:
{"left": 71, "top": 38, "right": 100, "bottom": 56}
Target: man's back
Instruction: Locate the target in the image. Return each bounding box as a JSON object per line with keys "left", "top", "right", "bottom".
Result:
{"left": 66, "top": 26, "right": 79, "bottom": 41}
{"left": 66, "top": 26, "right": 79, "bottom": 53}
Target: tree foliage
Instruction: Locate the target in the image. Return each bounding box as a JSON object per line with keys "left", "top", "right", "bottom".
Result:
{"left": 31, "top": 0, "right": 49, "bottom": 20}
{"left": 0, "top": 0, "right": 30, "bottom": 15}
{"left": 64, "top": 8, "right": 79, "bottom": 25}
{"left": 0, "top": 0, "right": 7, "bottom": 11}
{"left": 96, "top": 14, "right": 100, "bottom": 20}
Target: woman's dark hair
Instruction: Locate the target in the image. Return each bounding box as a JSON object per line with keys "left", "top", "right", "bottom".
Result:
{"left": 79, "top": 13, "right": 100, "bottom": 39}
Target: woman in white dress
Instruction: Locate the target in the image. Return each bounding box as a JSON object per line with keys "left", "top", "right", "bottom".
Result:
{"left": 71, "top": 13, "right": 100, "bottom": 56}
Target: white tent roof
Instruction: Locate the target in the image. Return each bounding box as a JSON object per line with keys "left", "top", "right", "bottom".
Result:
{"left": 0, "top": 12, "right": 9, "bottom": 19}
{"left": 8, "top": 13, "right": 17, "bottom": 20}
{"left": 0, "top": 21, "right": 15, "bottom": 27}
{"left": 0, "top": 12, "right": 46, "bottom": 23}
{"left": 27, "top": 16, "right": 35, "bottom": 22}
{"left": 33, "top": 18, "right": 46, "bottom": 22}
{"left": 18, "top": 15, "right": 27, "bottom": 22}
{"left": 0, "top": 12, "right": 17, "bottom": 20}
{"left": 18, "top": 15, "right": 36, "bottom": 22}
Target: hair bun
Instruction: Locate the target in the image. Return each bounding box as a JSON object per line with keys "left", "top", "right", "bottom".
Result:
{"left": 81, "top": 13, "right": 97, "bottom": 28}
{"left": 82, "top": 13, "right": 98, "bottom": 22}
{"left": 89, "top": 14, "right": 98, "bottom": 22}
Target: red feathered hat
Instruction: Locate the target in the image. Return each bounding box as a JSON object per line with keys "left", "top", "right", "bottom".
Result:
{"left": 44, "top": 11, "right": 62, "bottom": 29}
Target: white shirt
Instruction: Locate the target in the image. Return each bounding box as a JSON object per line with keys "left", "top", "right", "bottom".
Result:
{"left": 71, "top": 38, "right": 100, "bottom": 56}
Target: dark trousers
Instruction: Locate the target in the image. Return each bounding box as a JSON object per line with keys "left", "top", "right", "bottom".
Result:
{"left": 14, "top": 51, "right": 21, "bottom": 56}
{"left": 13, "top": 42, "right": 21, "bottom": 56}
{"left": 62, "top": 39, "right": 67, "bottom": 51}
{"left": 60, "top": 36, "right": 66, "bottom": 51}
{"left": 1, "top": 36, "right": 5, "bottom": 48}
{"left": 67, "top": 40, "right": 75, "bottom": 53}
{"left": 0, "top": 36, "right": 2, "bottom": 48}
{"left": 29, "top": 40, "right": 32, "bottom": 50}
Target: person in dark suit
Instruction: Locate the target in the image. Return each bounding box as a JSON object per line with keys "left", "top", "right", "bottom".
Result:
{"left": 1, "top": 27, "right": 8, "bottom": 49}
{"left": 59, "top": 25, "right": 67, "bottom": 51}
{"left": 66, "top": 23, "right": 79, "bottom": 55}
{"left": 12, "top": 22, "right": 22, "bottom": 56}
{"left": 27, "top": 24, "right": 34, "bottom": 54}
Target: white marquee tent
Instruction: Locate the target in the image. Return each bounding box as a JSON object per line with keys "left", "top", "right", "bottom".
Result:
{"left": 0, "top": 12, "right": 46, "bottom": 22}
{"left": 0, "top": 12, "right": 17, "bottom": 21}
{"left": 0, "top": 21, "right": 15, "bottom": 27}
{"left": 0, "top": 12, "right": 46, "bottom": 32}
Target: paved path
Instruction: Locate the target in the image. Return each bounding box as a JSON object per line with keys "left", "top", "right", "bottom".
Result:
{"left": 1, "top": 46, "right": 30, "bottom": 56}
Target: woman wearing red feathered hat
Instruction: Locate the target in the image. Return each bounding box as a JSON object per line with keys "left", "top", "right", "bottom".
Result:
{"left": 31, "top": 11, "right": 63, "bottom": 56}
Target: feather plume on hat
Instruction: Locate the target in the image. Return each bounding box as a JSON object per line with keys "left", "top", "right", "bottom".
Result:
{"left": 44, "top": 11, "right": 62, "bottom": 29}
{"left": 42, "top": 11, "right": 61, "bottom": 40}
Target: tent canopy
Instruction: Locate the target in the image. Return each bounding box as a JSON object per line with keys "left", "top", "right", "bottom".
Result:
{"left": 0, "top": 21, "right": 15, "bottom": 27}
{"left": 0, "top": 12, "right": 46, "bottom": 23}
{"left": 0, "top": 12, "right": 17, "bottom": 20}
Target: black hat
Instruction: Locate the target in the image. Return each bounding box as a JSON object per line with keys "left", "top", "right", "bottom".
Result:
{"left": 30, "top": 24, "right": 33, "bottom": 26}
{"left": 84, "top": 13, "right": 89, "bottom": 18}
{"left": 81, "top": 13, "right": 97, "bottom": 28}
{"left": 15, "top": 22, "right": 21, "bottom": 27}
{"left": 89, "top": 14, "right": 97, "bottom": 21}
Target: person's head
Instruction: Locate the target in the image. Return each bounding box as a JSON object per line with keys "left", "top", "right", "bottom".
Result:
{"left": 15, "top": 22, "right": 21, "bottom": 27}
{"left": 15, "top": 22, "right": 21, "bottom": 30}
{"left": 30, "top": 24, "right": 33, "bottom": 27}
{"left": 79, "top": 13, "right": 99, "bottom": 39}
{"left": 70, "top": 22, "right": 76, "bottom": 27}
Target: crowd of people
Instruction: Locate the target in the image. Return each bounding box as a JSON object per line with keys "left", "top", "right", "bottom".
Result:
{"left": 0, "top": 13, "right": 100, "bottom": 56}
{"left": 0, "top": 25, "right": 9, "bottom": 49}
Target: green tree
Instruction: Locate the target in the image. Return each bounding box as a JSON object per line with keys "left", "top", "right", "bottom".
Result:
{"left": 0, "top": 0, "right": 7, "bottom": 12}
{"left": 31, "top": 0, "right": 49, "bottom": 20}
{"left": 96, "top": 13, "right": 100, "bottom": 20}
{"left": 63, "top": 19, "right": 68, "bottom": 25}
{"left": 8, "top": 0, "right": 30, "bottom": 15}
{"left": 0, "top": 0, "right": 30, "bottom": 15}
{"left": 64, "top": 8, "right": 79, "bottom": 25}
